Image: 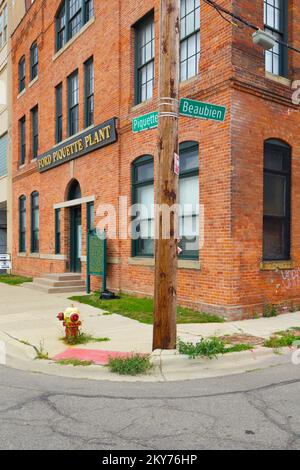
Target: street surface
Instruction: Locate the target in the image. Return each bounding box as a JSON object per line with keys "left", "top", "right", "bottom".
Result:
{"left": 0, "top": 363, "right": 299, "bottom": 450}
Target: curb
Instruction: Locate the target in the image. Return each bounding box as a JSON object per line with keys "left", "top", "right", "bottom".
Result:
{"left": 0, "top": 329, "right": 295, "bottom": 382}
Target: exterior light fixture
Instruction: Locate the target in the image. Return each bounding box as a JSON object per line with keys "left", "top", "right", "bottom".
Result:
{"left": 252, "top": 29, "right": 276, "bottom": 50}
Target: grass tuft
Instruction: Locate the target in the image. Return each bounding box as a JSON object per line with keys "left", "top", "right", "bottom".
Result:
{"left": 178, "top": 337, "right": 226, "bottom": 359}
{"left": 69, "top": 293, "right": 225, "bottom": 325}
{"left": 60, "top": 332, "right": 110, "bottom": 346}
{"left": 263, "top": 304, "right": 278, "bottom": 318}
{"left": 224, "top": 343, "right": 254, "bottom": 354}
{"left": 0, "top": 274, "right": 32, "bottom": 286}
{"left": 56, "top": 359, "right": 94, "bottom": 367}
{"left": 178, "top": 338, "right": 254, "bottom": 359}
{"left": 17, "top": 338, "right": 49, "bottom": 360}
{"left": 264, "top": 330, "right": 300, "bottom": 349}
{"left": 108, "top": 354, "right": 153, "bottom": 376}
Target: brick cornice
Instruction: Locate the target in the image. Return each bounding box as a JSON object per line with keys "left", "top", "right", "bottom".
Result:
{"left": 13, "top": 165, "right": 37, "bottom": 182}
{"left": 230, "top": 76, "right": 297, "bottom": 109}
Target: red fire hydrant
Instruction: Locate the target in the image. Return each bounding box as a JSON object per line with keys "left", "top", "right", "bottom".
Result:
{"left": 57, "top": 306, "right": 82, "bottom": 340}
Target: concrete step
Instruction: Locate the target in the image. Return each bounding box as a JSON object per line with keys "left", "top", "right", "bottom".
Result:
{"left": 33, "top": 277, "right": 85, "bottom": 288}
{"left": 42, "top": 273, "right": 83, "bottom": 281}
{"left": 24, "top": 282, "right": 86, "bottom": 294}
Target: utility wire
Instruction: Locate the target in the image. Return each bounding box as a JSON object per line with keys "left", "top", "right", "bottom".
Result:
{"left": 203, "top": 0, "right": 300, "bottom": 56}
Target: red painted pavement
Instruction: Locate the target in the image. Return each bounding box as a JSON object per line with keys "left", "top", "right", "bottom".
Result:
{"left": 53, "top": 349, "right": 139, "bottom": 365}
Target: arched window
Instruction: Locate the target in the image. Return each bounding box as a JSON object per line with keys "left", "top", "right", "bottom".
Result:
{"left": 55, "top": 0, "right": 94, "bottom": 52}
{"left": 31, "top": 191, "right": 39, "bottom": 253}
{"left": 19, "top": 196, "right": 26, "bottom": 253}
{"left": 263, "top": 139, "right": 291, "bottom": 261}
{"left": 179, "top": 141, "right": 200, "bottom": 259}
{"left": 30, "top": 41, "right": 38, "bottom": 81}
{"left": 18, "top": 56, "right": 25, "bottom": 93}
{"left": 132, "top": 155, "right": 154, "bottom": 257}
{"left": 67, "top": 179, "right": 81, "bottom": 201}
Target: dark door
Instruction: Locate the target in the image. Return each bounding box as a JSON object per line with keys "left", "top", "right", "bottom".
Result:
{"left": 70, "top": 206, "right": 82, "bottom": 273}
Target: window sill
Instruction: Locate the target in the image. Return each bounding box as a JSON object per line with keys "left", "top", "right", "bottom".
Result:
{"left": 131, "top": 98, "right": 154, "bottom": 113}
{"left": 29, "top": 76, "right": 38, "bottom": 88}
{"left": 260, "top": 260, "right": 294, "bottom": 271}
{"left": 18, "top": 164, "right": 26, "bottom": 169}
{"left": 178, "top": 259, "right": 201, "bottom": 270}
{"left": 18, "top": 252, "right": 27, "bottom": 257}
{"left": 128, "top": 257, "right": 154, "bottom": 267}
{"left": 17, "top": 89, "right": 26, "bottom": 100}
{"left": 39, "top": 254, "right": 67, "bottom": 261}
{"left": 53, "top": 17, "right": 95, "bottom": 62}
{"left": 179, "top": 74, "right": 200, "bottom": 88}
{"left": 265, "top": 72, "right": 291, "bottom": 87}
{"left": 128, "top": 257, "right": 201, "bottom": 270}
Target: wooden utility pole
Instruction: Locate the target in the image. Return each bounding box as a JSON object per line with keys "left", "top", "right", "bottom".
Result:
{"left": 153, "top": 0, "right": 180, "bottom": 350}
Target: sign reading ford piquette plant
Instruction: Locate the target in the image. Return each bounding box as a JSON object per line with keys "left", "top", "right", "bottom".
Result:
{"left": 37, "top": 118, "right": 118, "bottom": 173}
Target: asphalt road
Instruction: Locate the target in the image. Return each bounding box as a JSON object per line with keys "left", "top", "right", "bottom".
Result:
{"left": 0, "top": 363, "right": 300, "bottom": 450}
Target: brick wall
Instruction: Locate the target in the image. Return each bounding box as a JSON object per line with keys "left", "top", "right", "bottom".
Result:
{"left": 11, "top": 0, "right": 300, "bottom": 318}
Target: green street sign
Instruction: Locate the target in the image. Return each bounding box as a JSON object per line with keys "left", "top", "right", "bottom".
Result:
{"left": 132, "top": 111, "right": 158, "bottom": 133}
{"left": 179, "top": 98, "right": 226, "bottom": 122}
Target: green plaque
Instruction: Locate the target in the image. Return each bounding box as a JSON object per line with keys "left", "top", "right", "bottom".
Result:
{"left": 87, "top": 231, "right": 107, "bottom": 294}
{"left": 88, "top": 233, "right": 106, "bottom": 276}
{"left": 179, "top": 98, "right": 226, "bottom": 122}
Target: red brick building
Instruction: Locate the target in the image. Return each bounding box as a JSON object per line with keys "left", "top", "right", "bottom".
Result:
{"left": 11, "top": 0, "right": 300, "bottom": 318}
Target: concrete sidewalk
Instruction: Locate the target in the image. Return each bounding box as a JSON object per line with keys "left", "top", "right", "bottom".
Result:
{"left": 0, "top": 283, "right": 299, "bottom": 381}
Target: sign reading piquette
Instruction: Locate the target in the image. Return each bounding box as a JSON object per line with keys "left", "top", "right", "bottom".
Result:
{"left": 37, "top": 118, "right": 117, "bottom": 173}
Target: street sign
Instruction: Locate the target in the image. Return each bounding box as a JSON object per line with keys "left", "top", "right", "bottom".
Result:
{"left": 132, "top": 111, "right": 158, "bottom": 133}
{"left": 0, "top": 254, "right": 10, "bottom": 261}
{"left": 179, "top": 98, "right": 226, "bottom": 122}
{"left": 0, "top": 261, "right": 11, "bottom": 270}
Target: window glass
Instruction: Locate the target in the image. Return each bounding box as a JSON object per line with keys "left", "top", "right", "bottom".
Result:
{"left": 31, "top": 192, "right": 39, "bottom": 253}
{"left": 178, "top": 142, "right": 199, "bottom": 259}
{"left": 56, "top": 1, "right": 94, "bottom": 52}
{"left": 19, "top": 196, "right": 26, "bottom": 253}
{"left": 180, "top": 0, "right": 200, "bottom": 82}
{"left": 132, "top": 156, "right": 154, "bottom": 257}
{"left": 264, "top": 0, "right": 288, "bottom": 77}
{"left": 135, "top": 16, "right": 155, "bottom": 104}
{"left": 263, "top": 140, "right": 291, "bottom": 260}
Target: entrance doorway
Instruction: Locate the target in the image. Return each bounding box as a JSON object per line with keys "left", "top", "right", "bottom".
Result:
{"left": 70, "top": 206, "right": 82, "bottom": 273}
{"left": 67, "top": 180, "right": 82, "bottom": 274}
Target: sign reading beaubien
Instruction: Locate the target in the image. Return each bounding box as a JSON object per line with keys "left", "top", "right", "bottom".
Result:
{"left": 37, "top": 118, "right": 117, "bottom": 173}
{"left": 179, "top": 98, "right": 227, "bottom": 122}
